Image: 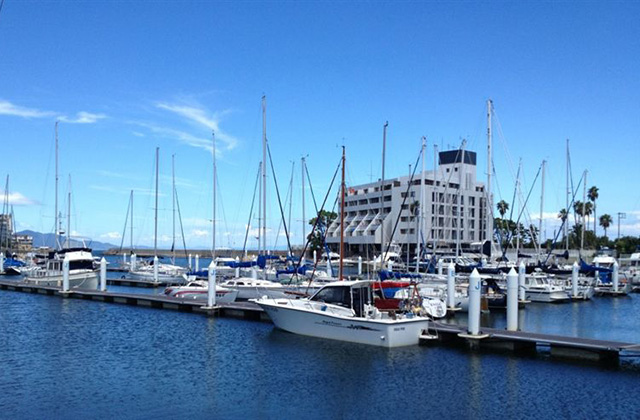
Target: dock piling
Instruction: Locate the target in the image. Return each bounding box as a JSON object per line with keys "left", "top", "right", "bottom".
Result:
{"left": 507, "top": 268, "right": 518, "bottom": 331}
{"left": 100, "top": 258, "right": 107, "bottom": 292}
{"left": 518, "top": 261, "right": 526, "bottom": 302}
{"left": 205, "top": 261, "right": 217, "bottom": 308}
{"left": 188, "top": 254, "right": 192, "bottom": 269}
{"left": 358, "top": 256, "right": 362, "bottom": 276}
{"left": 437, "top": 259, "right": 443, "bottom": 276}
{"left": 0, "top": 252, "right": 4, "bottom": 274}
{"left": 572, "top": 261, "right": 579, "bottom": 298}
{"left": 62, "top": 257, "right": 70, "bottom": 292}
{"left": 131, "top": 253, "right": 137, "bottom": 271}
{"left": 235, "top": 257, "right": 240, "bottom": 278}
{"left": 467, "top": 269, "right": 481, "bottom": 335}
{"left": 447, "top": 263, "right": 456, "bottom": 310}
{"left": 613, "top": 261, "right": 619, "bottom": 292}
{"left": 153, "top": 255, "right": 159, "bottom": 283}
{"left": 195, "top": 254, "right": 200, "bottom": 272}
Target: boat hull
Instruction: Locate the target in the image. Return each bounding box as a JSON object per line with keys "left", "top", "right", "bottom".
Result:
{"left": 25, "top": 270, "right": 99, "bottom": 289}
{"left": 257, "top": 300, "right": 430, "bottom": 348}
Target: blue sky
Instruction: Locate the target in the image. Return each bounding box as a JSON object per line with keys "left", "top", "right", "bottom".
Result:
{"left": 1, "top": 1, "right": 639, "bottom": 250}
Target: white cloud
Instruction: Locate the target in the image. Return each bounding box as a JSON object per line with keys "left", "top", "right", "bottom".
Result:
{"left": 0, "top": 191, "right": 38, "bottom": 206}
{"left": 59, "top": 111, "right": 107, "bottom": 124}
{"left": 0, "top": 99, "right": 56, "bottom": 118}
{"left": 133, "top": 121, "right": 213, "bottom": 153}
{"left": 155, "top": 102, "right": 238, "bottom": 151}
{"left": 191, "top": 229, "right": 209, "bottom": 237}
{"left": 100, "top": 232, "right": 122, "bottom": 240}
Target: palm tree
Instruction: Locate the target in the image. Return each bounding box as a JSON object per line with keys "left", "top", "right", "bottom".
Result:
{"left": 588, "top": 185, "right": 599, "bottom": 234}
{"left": 599, "top": 214, "right": 612, "bottom": 237}
{"left": 557, "top": 208, "right": 567, "bottom": 222}
{"left": 497, "top": 200, "right": 509, "bottom": 219}
{"left": 573, "top": 200, "right": 584, "bottom": 226}
{"left": 584, "top": 201, "right": 593, "bottom": 232}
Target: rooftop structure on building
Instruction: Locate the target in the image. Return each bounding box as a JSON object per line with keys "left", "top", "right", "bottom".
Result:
{"left": 326, "top": 148, "right": 488, "bottom": 257}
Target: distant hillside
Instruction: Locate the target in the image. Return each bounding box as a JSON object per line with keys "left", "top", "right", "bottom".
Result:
{"left": 18, "top": 230, "right": 118, "bottom": 251}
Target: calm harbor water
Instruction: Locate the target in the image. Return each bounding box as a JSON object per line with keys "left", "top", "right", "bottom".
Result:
{"left": 1, "top": 263, "right": 640, "bottom": 418}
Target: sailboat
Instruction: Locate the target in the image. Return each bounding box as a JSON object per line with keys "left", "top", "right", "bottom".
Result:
{"left": 255, "top": 147, "right": 434, "bottom": 348}
{"left": 129, "top": 148, "right": 187, "bottom": 284}
{"left": 25, "top": 122, "right": 99, "bottom": 289}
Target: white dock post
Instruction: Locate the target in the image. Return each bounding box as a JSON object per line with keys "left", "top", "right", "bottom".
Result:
{"left": 251, "top": 266, "right": 257, "bottom": 280}
{"left": 62, "top": 256, "right": 70, "bottom": 292}
{"left": 447, "top": 263, "right": 456, "bottom": 310}
{"left": 518, "top": 261, "right": 526, "bottom": 302}
{"left": 572, "top": 261, "right": 579, "bottom": 298}
{"left": 0, "top": 252, "right": 4, "bottom": 274}
{"left": 313, "top": 250, "right": 317, "bottom": 265}
{"left": 205, "top": 261, "right": 217, "bottom": 308}
{"left": 153, "top": 255, "right": 159, "bottom": 283}
{"left": 100, "top": 257, "right": 107, "bottom": 291}
{"left": 481, "top": 257, "right": 487, "bottom": 267}
{"left": 131, "top": 253, "right": 137, "bottom": 271}
{"left": 122, "top": 252, "right": 127, "bottom": 265}
{"left": 467, "top": 269, "right": 481, "bottom": 335}
{"left": 507, "top": 268, "right": 518, "bottom": 331}
{"left": 195, "top": 254, "right": 200, "bottom": 272}
{"left": 326, "top": 261, "right": 333, "bottom": 278}
{"left": 438, "top": 259, "right": 443, "bottom": 276}
{"left": 613, "top": 261, "right": 619, "bottom": 292}
{"left": 235, "top": 257, "right": 240, "bottom": 278}
{"left": 358, "top": 256, "right": 362, "bottom": 276}
{"left": 387, "top": 260, "right": 393, "bottom": 271}
{"left": 188, "top": 254, "right": 192, "bottom": 269}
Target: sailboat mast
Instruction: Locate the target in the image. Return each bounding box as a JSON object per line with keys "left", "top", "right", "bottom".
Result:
{"left": 301, "top": 156, "right": 306, "bottom": 249}
{"left": 262, "top": 96, "right": 267, "bottom": 256}
{"left": 339, "top": 146, "right": 346, "bottom": 281}
{"left": 581, "top": 170, "right": 587, "bottom": 252}
{"left": 417, "top": 136, "right": 426, "bottom": 272}
{"left": 66, "top": 176, "right": 71, "bottom": 248}
{"left": 433, "top": 144, "right": 438, "bottom": 251}
{"left": 212, "top": 131, "right": 217, "bottom": 259}
{"left": 565, "top": 139, "right": 569, "bottom": 251}
{"left": 538, "top": 160, "right": 546, "bottom": 261}
{"left": 54, "top": 121, "right": 59, "bottom": 250}
{"left": 486, "top": 99, "right": 493, "bottom": 255}
{"left": 380, "top": 121, "right": 388, "bottom": 259}
{"left": 172, "top": 154, "right": 176, "bottom": 263}
{"left": 130, "top": 190, "right": 134, "bottom": 252}
{"left": 154, "top": 147, "right": 159, "bottom": 256}
{"left": 457, "top": 140, "right": 466, "bottom": 257}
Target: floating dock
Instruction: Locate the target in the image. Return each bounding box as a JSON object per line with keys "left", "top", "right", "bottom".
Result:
{"left": 422, "top": 322, "right": 640, "bottom": 364}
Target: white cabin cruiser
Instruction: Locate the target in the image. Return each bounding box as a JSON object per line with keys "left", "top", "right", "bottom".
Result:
{"left": 164, "top": 280, "right": 238, "bottom": 303}
{"left": 523, "top": 273, "right": 570, "bottom": 303}
{"left": 254, "top": 280, "right": 433, "bottom": 347}
{"left": 25, "top": 247, "right": 99, "bottom": 289}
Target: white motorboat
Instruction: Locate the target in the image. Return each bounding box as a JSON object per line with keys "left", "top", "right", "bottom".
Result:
{"left": 129, "top": 261, "right": 187, "bottom": 283}
{"left": 523, "top": 273, "right": 570, "bottom": 303}
{"left": 620, "top": 252, "right": 640, "bottom": 287}
{"left": 163, "top": 280, "right": 238, "bottom": 303}
{"left": 219, "top": 277, "right": 296, "bottom": 300}
{"left": 25, "top": 247, "right": 99, "bottom": 289}
{"left": 254, "top": 280, "right": 433, "bottom": 347}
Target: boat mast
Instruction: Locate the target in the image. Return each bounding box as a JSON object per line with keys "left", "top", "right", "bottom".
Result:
{"left": 538, "top": 160, "right": 546, "bottom": 262}
{"left": 130, "top": 190, "right": 134, "bottom": 252}
{"left": 212, "top": 131, "right": 217, "bottom": 259}
{"left": 565, "top": 139, "right": 569, "bottom": 251}
{"left": 486, "top": 99, "right": 493, "bottom": 257}
{"left": 457, "top": 140, "right": 466, "bottom": 257}
{"left": 66, "top": 176, "right": 71, "bottom": 248}
{"left": 339, "top": 146, "right": 346, "bottom": 281}
{"left": 54, "top": 121, "right": 59, "bottom": 250}
{"left": 379, "top": 121, "right": 388, "bottom": 260}
{"left": 262, "top": 96, "right": 267, "bottom": 258}
{"left": 172, "top": 154, "right": 176, "bottom": 264}
{"left": 154, "top": 146, "right": 159, "bottom": 257}
{"left": 580, "top": 170, "right": 587, "bottom": 253}
{"left": 417, "top": 136, "right": 426, "bottom": 272}
{"left": 433, "top": 144, "right": 438, "bottom": 251}
{"left": 301, "top": 156, "right": 306, "bottom": 249}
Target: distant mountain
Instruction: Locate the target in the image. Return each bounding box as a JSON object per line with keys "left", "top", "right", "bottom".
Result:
{"left": 17, "top": 230, "right": 118, "bottom": 251}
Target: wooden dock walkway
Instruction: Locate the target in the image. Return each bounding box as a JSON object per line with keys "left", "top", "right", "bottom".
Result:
{"left": 0, "top": 279, "right": 268, "bottom": 322}
{"left": 423, "top": 321, "right": 640, "bottom": 364}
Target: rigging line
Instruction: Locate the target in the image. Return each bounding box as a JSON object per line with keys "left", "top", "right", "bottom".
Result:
{"left": 383, "top": 147, "right": 422, "bottom": 261}
{"left": 273, "top": 162, "right": 295, "bottom": 251}
{"left": 174, "top": 187, "right": 189, "bottom": 261}
{"left": 499, "top": 164, "right": 542, "bottom": 261}
{"left": 215, "top": 168, "right": 231, "bottom": 249}
{"left": 291, "top": 156, "right": 341, "bottom": 287}
{"left": 304, "top": 161, "right": 320, "bottom": 214}
{"left": 543, "top": 174, "right": 584, "bottom": 264}
{"left": 118, "top": 194, "right": 132, "bottom": 252}
{"left": 266, "top": 141, "right": 293, "bottom": 255}
{"left": 242, "top": 163, "right": 261, "bottom": 255}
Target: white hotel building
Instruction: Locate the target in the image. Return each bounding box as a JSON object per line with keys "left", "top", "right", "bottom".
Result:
{"left": 326, "top": 149, "right": 488, "bottom": 257}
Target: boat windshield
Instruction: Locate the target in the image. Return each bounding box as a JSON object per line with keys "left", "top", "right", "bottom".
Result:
{"left": 310, "top": 286, "right": 352, "bottom": 307}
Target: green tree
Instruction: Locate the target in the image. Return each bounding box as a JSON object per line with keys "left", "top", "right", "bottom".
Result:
{"left": 307, "top": 210, "right": 338, "bottom": 253}
{"left": 497, "top": 200, "right": 509, "bottom": 219}
{"left": 599, "top": 213, "right": 612, "bottom": 237}
{"left": 588, "top": 185, "right": 599, "bottom": 234}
